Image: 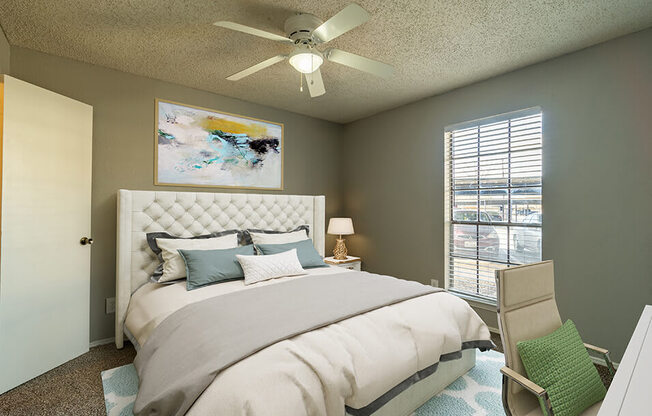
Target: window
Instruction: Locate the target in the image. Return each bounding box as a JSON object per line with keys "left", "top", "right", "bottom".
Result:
{"left": 444, "top": 109, "right": 542, "bottom": 302}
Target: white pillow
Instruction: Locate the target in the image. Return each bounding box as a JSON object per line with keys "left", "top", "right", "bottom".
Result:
{"left": 156, "top": 234, "right": 238, "bottom": 282}
{"left": 248, "top": 229, "right": 309, "bottom": 245}
{"left": 237, "top": 249, "right": 305, "bottom": 285}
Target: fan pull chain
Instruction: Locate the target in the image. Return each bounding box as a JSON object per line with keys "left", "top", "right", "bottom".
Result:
{"left": 300, "top": 72, "right": 303, "bottom": 92}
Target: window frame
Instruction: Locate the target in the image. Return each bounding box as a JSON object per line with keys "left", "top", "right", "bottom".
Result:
{"left": 443, "top": 107, "right": 543, "bottom": 305}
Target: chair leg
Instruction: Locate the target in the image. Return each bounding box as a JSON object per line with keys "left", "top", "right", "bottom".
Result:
{"left": 542, "top": 394, "right": 554, "bottom": 416}
{"left": 603, "top": 352, "right": 616, "bottom": 378}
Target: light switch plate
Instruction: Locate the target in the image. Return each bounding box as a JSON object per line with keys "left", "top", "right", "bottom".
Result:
{"left": 105, "top": 297, "right": 116, "bottom": 314}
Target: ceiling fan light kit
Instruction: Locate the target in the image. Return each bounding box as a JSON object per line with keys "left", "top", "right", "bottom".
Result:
{"left": 214, "top": 3, "right": 394, "bottom": 98}
{"left": 288, "top": 46, "right": 323, "bottom": 74}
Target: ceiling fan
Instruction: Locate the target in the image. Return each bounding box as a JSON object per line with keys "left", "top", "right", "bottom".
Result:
{"left": 213, "top": 3, "right": 393, "bottom": 98}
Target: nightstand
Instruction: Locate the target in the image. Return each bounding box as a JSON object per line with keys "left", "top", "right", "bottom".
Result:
{"left": 324, "top": 256, "right": 361, "bottom": 271}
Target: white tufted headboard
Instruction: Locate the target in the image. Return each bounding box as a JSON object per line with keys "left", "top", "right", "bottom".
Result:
{"left": 115, "top": 189, "right": 325, "bottom": 348}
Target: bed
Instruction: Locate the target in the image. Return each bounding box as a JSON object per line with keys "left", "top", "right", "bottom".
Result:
{"left": 115, "top": 190, "right": 492, "bottom": 416}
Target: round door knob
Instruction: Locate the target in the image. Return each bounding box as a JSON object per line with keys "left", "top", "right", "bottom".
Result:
{"left": 80, "top": 237, "right": 93, "bottom": 246}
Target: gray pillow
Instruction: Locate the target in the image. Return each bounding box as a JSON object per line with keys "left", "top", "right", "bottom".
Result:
{"left": 146, "top": 230, "right": 241, "bottom": 255}
{"left": 146, "top": 230, "right": 242, "bottom": 284}
{"left": 255, "top": 239, "right": 327, "bottom": 269}
{"left": 178, "top": 245, "right": 255, "bottom": 291}
{"left": 241, "top": 225, "right": 309, "bottom": 245}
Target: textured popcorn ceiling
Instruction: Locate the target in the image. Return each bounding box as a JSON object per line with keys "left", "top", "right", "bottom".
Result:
{"left": 1, "top": 0, "right": 651, "bottom": 123}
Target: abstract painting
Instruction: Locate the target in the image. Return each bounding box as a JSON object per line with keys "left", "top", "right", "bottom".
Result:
{"left": 155, "top": 99, "right": 283, "bottom": 189}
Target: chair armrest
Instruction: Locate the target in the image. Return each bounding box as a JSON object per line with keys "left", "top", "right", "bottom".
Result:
{"left": 500, "top": 366, "right": 545, "bottom": 396}
{"left": 584, "top": 343, "right": 608, "bottom": 355}
{"left": 584, "top": 343, "right": 616, "bottom": 377}
{"left": 501, "top": 367, "right": 554, "bottom": 416}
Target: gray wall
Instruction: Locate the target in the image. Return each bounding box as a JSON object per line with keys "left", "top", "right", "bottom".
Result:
{"left": 342, "top": 28, "right": 652, "bottom": 361}
{"left": 9, "top": 47, "right": 345, "bottom": 342}
{"left": 5, "top": 28, "right": 651, "bottom": 358}
{"left": 0, "top": 24, "right": 9, "bottom": 74}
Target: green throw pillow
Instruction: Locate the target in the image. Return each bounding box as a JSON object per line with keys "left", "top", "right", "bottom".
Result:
{"left": 517, "top": 320, "right": 606, "bottom": 416}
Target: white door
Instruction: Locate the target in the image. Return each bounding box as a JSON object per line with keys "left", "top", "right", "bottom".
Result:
{"left": 0, "top": 75, "right": 92, "bottom": 394}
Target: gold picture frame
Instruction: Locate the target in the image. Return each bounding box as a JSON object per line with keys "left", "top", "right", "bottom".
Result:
{"left": 154, "top": 98, "right": 284, "bottom": 190}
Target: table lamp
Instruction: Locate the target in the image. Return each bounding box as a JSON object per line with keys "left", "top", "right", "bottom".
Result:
{"left": 327, "top": 218, "right": 354, "bottom": 260}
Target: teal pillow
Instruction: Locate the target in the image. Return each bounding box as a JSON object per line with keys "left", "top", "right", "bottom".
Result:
{"left": 178, "top": 245, "right": 255, "bottom": 290}
{"left": 255, "top": 239, "right": 328, "bottom": 269}
{"left": 517, "top": 320, "right": 606, "bottom": 416}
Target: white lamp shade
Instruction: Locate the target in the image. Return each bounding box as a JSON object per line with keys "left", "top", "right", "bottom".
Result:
{"left": 327, "top": 218, "right": 354, "bottom": 235}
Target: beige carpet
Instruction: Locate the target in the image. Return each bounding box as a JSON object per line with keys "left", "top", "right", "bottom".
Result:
{"left": 0, "top": 332, "right": 612, "bottom": 415}
{"left": 0, "top": 342, "right": 136, "bottom": 416}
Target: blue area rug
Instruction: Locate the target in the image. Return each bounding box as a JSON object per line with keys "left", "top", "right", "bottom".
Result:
{"left": 101, "top": 350, "right": 505, "bottom": 416}
{"left": 415, "top": 349, "right": 505, "bottom": 416}
{"left": 101, "top": 363, "right": 138, "bottom": 416}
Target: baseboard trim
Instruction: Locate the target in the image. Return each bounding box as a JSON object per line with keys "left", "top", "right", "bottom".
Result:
{"left": 590, "top": 355, "right": 619, "bottom": 370}
{"left": 89, "top": 337, "right": 115, "bottom": 348}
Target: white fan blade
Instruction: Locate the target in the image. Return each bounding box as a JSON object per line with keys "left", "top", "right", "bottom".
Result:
{"left": 325, "top": 48, "right": 393, "bottom": 79}
{"left": 214, "top": 21, "right": 293, "bottom": 44}
{"left": 312, "top": 3, "right": 370, "bottom": 43}
{"left": 305, "top": 69, "right": 326, "bottom": 97}
{"left": 226, "top": 55, "right": 287, "bottom": 81}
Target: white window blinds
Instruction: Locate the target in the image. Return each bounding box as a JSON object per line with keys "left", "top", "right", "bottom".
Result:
{"left": 444, "top": 109, "right": 543, "bottom": 302}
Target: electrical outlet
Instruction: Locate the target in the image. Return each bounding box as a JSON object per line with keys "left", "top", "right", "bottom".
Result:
{"left": 105, "top": 297, "right": 116, "bottom": 314}
{"left": 430, "top": 279, "right": 439, "bottom": 287}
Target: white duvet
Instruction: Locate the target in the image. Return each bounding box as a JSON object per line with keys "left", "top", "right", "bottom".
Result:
{"left": 126, "top": 267, "right": 491, "bottom": 415}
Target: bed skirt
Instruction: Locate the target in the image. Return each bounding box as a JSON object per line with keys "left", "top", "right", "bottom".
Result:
{"left": 348, "top": 349, "right": 476, "bottom": 416}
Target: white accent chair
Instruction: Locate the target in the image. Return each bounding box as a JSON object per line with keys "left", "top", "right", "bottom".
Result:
{"left": 495, "top": 261, "right": 615, "bottom": 416}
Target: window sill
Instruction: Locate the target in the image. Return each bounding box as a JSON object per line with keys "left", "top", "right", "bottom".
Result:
{"left": 449, "top": 291, "right": 497, "bottom": 311}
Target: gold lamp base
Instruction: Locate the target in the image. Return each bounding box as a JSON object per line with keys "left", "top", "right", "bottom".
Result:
{"left": 333, "top": 237, "right": 348, "bottom": 260}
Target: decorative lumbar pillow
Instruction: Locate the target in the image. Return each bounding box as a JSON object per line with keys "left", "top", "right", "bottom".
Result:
{"left": 155, "top": 234, "right": 239, "bottom": 282}
{"left": 242, "top": 225, "right": 309, "bottom": 245}
{"left": 517, "top": 320, "right": 606, "bottom": 416}
{"left": 255, "top": 239, "right": 327, "bottom": 269}
{"left": 236, "top": 249, "right": 305, "bottom": 285}
{"left": 179, "top": 245, "right": 255, "bottom": 291}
